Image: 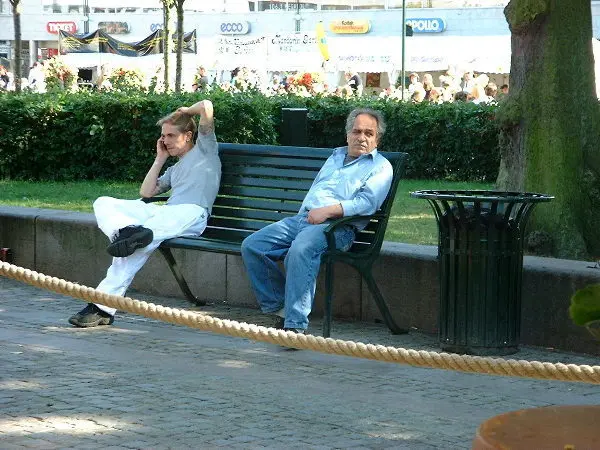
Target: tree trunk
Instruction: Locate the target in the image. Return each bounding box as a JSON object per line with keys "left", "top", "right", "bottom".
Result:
{"left": 162, "top": 3, "right": 170, "bottom": 91}
{"left": 497, "top": 0, "right": 600, "bottom": 259}
{"left": 175, "top": 1, "right": 184, "bottom": 93}
{"left": 11, "top": 0, "right": 21, "bottom": 93}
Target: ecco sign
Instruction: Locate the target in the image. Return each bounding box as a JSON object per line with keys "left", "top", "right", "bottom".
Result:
{"left": 405, "top": 18, "right": 446, "bottom": 33}
{"left": 219, "top": 21, "right": 250, "bottom": 35}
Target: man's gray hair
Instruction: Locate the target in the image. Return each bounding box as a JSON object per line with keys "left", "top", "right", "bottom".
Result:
{"left": 345, "top": 108, "right": 386, "bottom": 138}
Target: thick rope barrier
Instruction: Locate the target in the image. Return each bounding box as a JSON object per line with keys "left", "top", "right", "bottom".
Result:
{"left": 2, "top": 261, "right": 599, "bottom": 384}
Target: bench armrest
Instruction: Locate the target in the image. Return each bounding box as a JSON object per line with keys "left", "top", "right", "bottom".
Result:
{"left": 323, "top": 213, "right": 386, "bottom": 250}
{"left": 141, "top": 196, "right": 170, "bottom": 204}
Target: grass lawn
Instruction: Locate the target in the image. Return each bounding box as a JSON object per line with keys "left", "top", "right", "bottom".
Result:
{"left": 0, "top": 179, "right": 493, "bottom": 245}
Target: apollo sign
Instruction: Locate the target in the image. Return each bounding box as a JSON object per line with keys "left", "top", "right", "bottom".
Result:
{"left": 219, "top": 22, "right": 250, "bottom": 35}
{"left": 405, "top": 18, "right": 446, "bottom": 33}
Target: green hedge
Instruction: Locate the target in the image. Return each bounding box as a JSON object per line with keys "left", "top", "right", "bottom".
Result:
{"left": 0, "top": 89, "right": 500, "bottom": 182}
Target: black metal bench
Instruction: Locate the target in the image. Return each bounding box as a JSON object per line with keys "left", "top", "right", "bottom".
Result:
{"left": 144, "top": 143, "right": 409, "bottom": 337}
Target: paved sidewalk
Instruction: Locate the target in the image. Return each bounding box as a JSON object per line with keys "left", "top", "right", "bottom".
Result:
{"left": 1, "top": 276, "right": 599, "bottom": 449}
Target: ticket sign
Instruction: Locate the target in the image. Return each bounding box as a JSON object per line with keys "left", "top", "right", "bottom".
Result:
{"left": 405, "top": 18, "right": 446, "bottom": 33}
{"left": 47, "top": 22, "right": 77, "bottom": 34}
{"left": 329, "top": 20, "right": 370, "bottom": 34}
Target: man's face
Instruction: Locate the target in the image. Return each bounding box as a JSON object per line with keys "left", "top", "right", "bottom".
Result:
{"left": 161, "top": 123, "right": 191, "bottom": 157}
{"left": 346, "top": 113, "right": 379, "bottom": 157}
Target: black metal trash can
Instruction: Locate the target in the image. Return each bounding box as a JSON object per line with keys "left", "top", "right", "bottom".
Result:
{"left": 410, "top": 190, "right": 553, "bottom": 356}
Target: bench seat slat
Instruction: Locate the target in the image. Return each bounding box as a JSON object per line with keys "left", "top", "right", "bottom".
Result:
{"left": 162, "top": 236, "right": 245, "bottom": 254}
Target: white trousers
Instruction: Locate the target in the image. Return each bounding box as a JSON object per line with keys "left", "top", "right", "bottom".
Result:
{"left": 92, "top": 196, "right": 208, "bottom": 316}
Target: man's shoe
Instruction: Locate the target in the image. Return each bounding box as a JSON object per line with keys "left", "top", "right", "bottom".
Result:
{"left": 283, "top": 327, "right": 305, "bottom": 334}
{"left": 68, "top": 303, "right": 114, "bottom": 328}
{"left": 106, "top": 225, "right": 153, "bottom": 258}
{"left": 272, "top": 316, "right": 285, "bottom": 329}
{"left": 281, "top": 327, "right": 306, "bottom": 351}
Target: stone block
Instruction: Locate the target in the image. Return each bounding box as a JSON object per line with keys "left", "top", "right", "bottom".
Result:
{"left": 364, "top": 243, "right": 439, "bottom": 332}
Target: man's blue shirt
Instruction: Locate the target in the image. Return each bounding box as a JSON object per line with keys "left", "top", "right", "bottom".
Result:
{"left": 300, "top": 146, "right": 393, "bottom": 220}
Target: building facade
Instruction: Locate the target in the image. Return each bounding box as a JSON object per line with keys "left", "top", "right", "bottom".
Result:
{"left": 0, "top": 1, "right": 599, "bottom": 89}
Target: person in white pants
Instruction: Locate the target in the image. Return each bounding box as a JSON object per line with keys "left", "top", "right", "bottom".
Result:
{"left": 69, "top": 99, "right": 221, "bottom": 327}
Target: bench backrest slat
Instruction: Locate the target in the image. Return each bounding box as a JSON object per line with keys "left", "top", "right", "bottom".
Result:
{"left": 218, "top": 185, "right": 307, "bottom": 202}
{"left": 220, "top": 174, "right": 315, "bottom": 191}
{"left": 216, "top": 196, "right": 302, "bottom": 213}
{"left": 221, "top": 154, "right": 326, "bottom": 170}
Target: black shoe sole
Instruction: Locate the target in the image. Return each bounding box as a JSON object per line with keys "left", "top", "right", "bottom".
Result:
{"left": 69, "top": 314, "right": 114, "bottom": 328}
{"left": 106, "top": 229, "right": 153, "bottom": 257}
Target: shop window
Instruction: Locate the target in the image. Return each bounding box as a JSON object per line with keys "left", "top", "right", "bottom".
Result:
{"left": 257, "top": 1, "right": 316, "bottom": 11}
{"left": 353, "top": 0, "right": 385, "bottom": 8}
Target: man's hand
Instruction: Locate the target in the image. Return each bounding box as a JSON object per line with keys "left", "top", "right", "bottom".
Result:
{"left": 177, "top": 100, "right": 214, "bottom": 135}
{"left": 156, "top": 137, "right": 170, "bottom": 161}
{"left": 307, "top": 204, "right": 343, "bottom": 225}
{"left": 177, "top": 100, "right": 213, "bottom": 118}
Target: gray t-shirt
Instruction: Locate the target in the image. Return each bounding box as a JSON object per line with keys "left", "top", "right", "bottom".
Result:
{"left": 156, "top": 131, "right": 221, "bottom": 214}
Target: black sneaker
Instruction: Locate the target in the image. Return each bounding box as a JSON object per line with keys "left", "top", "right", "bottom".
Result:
{"left": 281, "top": 327, "right": 306, "bottom": 351}
{"left": 106, "top": 225, "right": 153, "bottom": 258}
{"left": 272, "top": 316, "right": 285, "bottom": 329}
{"left": 68, "top": 303, "right": 114, "bottom": 328}
{"left": 283, "top": 327, "right": 306, "bottom": 334}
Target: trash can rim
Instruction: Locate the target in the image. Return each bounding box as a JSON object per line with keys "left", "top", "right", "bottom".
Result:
{"left": 410, "top": 190, "right": 554, "bottom": 203}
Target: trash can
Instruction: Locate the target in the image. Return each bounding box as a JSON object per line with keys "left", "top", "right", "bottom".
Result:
{"left": 410, "top": 190, "right": 553, "bottom": 355}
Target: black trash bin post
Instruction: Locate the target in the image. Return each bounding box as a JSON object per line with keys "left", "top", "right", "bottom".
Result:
{"left": 280, "top": 108, "right": 308, "bottom": 146}
{"left": 410, "top": 190, "right": 553, "bottom": 356}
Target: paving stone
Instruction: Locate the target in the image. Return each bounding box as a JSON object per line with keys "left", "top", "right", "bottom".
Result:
{"left": 0, "top": 276, "right": 598, "bottom": 449}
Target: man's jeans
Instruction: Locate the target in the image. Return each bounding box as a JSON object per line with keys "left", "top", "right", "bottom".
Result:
{"left": 241, "top": 213, "right": 355, "bottom": 330}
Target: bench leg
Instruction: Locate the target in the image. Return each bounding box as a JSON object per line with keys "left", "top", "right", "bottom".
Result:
{"left": 362, "top": 270, "right": 408, "bottom": 335}
{"left": 323, "top": 258, "right": 334, "bottom": 338}
{"left": 158, "top": 247, "right": 206, "bottom": 307}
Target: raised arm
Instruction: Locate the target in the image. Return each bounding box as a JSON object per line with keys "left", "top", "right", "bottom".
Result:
{"left": 177, "top": 99, "right": 214, "bottom": 135}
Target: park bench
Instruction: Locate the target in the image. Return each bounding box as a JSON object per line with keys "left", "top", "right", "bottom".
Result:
{"left": 144, "top": 143, "right": 409, "bottom": 337}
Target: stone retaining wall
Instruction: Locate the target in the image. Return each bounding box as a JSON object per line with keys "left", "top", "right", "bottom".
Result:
{"left": 1, "top": 206, "right": 599, "bottom": 355}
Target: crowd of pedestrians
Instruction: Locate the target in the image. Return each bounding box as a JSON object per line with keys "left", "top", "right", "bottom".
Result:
{"left": 382, "top": 69, "right": 505, "bottom": 104}
{"left": 0, "top": 58, "right": 507, "bottom": 105}
{"left": 198, "top": 65, "right": 505, "bottom": 104}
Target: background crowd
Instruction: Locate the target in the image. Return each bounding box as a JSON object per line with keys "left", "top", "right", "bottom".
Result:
{"left": 0, "top": 58, "right": 507, "bottom": 105}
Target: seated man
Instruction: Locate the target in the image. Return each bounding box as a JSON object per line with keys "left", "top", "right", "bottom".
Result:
{"left": 241, "top": 108, "right": 392, "bottom": 334}
{"left": 68, "top": 99, "right": 221, "bottom": 327}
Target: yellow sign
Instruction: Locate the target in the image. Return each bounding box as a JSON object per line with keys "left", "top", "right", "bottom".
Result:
{"left": 329, "top": 20, "right": 371, "bottom": 34}
{"left": 316, "top": 21, "right": 329, "bottom": 61}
